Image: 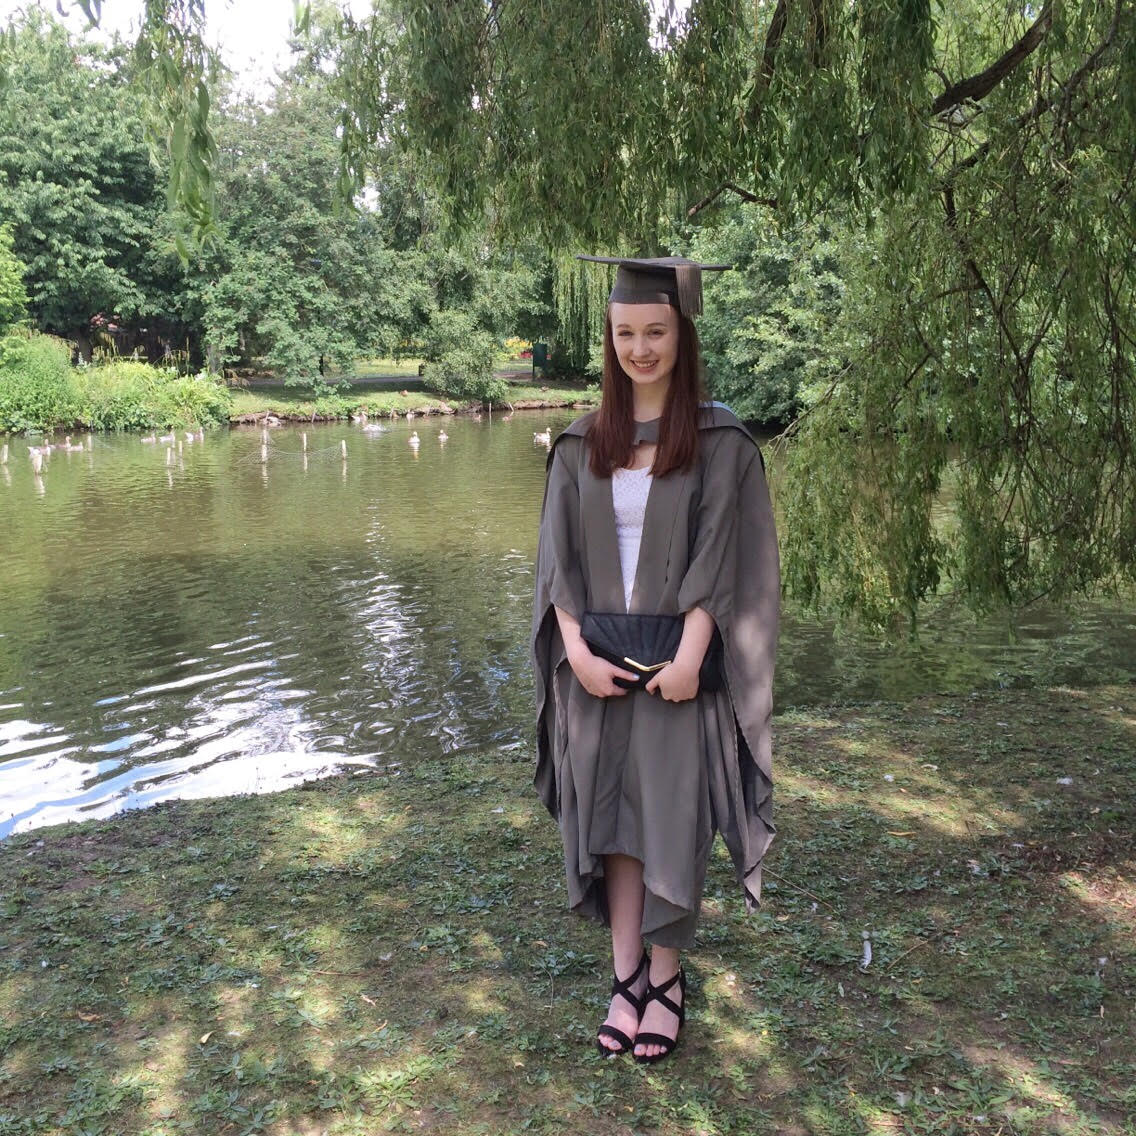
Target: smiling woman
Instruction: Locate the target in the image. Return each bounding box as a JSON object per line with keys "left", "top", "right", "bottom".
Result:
{"left": 532, "top": 254, "right": 780, "bottom": 1063}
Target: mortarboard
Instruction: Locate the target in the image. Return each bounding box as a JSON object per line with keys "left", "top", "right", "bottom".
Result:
{"left": 577, "top": 254, "right": 731, "bottom": 318}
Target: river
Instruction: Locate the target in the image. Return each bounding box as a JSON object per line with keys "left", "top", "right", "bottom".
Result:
{"left": 2, "top": 412, "right": 1133, "bottom": 836}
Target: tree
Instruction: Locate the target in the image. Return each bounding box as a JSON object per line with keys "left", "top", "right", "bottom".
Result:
{"left": 0, "top": 225, "right": 28, "bottom": 332}
{"left": 684, "top": 206, "right": 852, "bottom": 425}
{"left": 185, "top": 75, "right": 432, "bottom": 382}
{"left": 0, "top": 12, "right": 184, "bottom": 355}
{"left": 327, "top": 0, "right": 1135, "bottom": 621}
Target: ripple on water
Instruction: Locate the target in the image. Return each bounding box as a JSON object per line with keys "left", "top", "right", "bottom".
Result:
{"left": 2, "top": 415, "right": 1135, "bottom": 835}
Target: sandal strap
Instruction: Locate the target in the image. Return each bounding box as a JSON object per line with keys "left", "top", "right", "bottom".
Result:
{"left": 609, "top": 950, "right": 649, "bottom": 1013}
{"left": 596, "top": 1023, "right": 635, "bottom": 1052}
{"left": 644, "top": 968, "right": 684, "bottom": 1020}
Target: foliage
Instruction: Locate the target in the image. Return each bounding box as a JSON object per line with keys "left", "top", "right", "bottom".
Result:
{"left": 323, "top": 0, "right": 1136, "bottom": 620}
{"left": 684, "top": 208, "right": 852, "bottom": 424}
{"left": 420, "top": 308, "right": 504, "bottom": 404}
{"left": 0, "top": 225, "right": 27, "bottom": 332}
{"left": 75, "top": 359, "right": 232, "bottom": 430}
{"left": 0, "top": 12, "right": 181, "bottom": 346}
{"left": 0, "top": 330, "right": 80, "bottom": 432}
{"left": 186, "top": 67, "right": 432, "bottom": 384}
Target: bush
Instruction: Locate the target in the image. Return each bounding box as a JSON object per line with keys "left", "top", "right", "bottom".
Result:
{"left": 0, "top": 331, "right": 80, "bottom": 431}
{"left": 76, "top": 360, "right": 233, "bottom": 430}
{"left": 421, "top": 310, "right": 506, "bottom": 405}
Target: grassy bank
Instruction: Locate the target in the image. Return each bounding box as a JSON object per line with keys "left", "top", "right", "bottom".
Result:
{"left": 1, "top": 685, "right": 1132, "bottom": 1135}
{"left": 0, "top": 334, "right": 232, "bottom": 434}
{"left": 227, "top": 377, "right": 597, "bottom": 424}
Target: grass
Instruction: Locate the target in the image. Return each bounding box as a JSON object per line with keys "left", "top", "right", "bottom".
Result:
{"left": 1, "top": 684, "right": 1133, "bottom": 1135}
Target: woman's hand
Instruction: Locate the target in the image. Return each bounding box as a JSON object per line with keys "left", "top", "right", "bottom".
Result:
{"left": 645, "top": 659, "right": 700, "bottom": 702}
{"left": 567, "top": 644, "right": 637, "bottom": 698}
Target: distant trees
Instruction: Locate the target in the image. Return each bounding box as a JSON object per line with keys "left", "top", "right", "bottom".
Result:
{"left": 0, "top": 8, "right": 550, "bottom": 393}
{"left": 0, "top": 226, "right": 27, "bottom": 332}
{"left": 0, "top": 13, "right": 185, "bottom": 358}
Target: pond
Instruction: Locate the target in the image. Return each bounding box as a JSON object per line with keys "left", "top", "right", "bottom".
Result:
{"left": 2, "top": 411, "right": 1134, "bottom": 837}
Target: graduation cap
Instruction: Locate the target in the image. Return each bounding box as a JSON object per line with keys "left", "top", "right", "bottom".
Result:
{"left": 577, "top": 254, "right": 731, "bottom": 318}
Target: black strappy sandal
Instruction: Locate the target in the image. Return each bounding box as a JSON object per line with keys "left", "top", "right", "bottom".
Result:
{"left": 595, "top": 950, "right": 649, "bottom": 1056}
{"left": 633, "top": 967, "right": 685, "bottom": 1064}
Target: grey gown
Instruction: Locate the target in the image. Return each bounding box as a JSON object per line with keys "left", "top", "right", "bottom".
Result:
{"left": 532, "top": 404, "right": 780, "bottom": 947}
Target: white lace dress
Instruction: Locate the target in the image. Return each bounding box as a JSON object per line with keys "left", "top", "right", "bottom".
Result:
{"left": 611, "top": 465, "right": 653, "bottom": 611}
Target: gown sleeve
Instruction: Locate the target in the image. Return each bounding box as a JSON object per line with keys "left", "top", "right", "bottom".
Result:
{"left": 678, "top": 425, "right": 780, "bottom": 906}
{"left": 531, "top": 437, "right": 587, "bottom": 816}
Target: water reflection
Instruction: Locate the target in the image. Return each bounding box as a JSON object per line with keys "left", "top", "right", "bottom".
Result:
{"left": 1, "top": 411, "right": 1134, "bottom": 836}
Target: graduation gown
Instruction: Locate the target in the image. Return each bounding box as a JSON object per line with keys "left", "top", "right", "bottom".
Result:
{"left": 531, "top": 403, "right": 780, "bottom": 947}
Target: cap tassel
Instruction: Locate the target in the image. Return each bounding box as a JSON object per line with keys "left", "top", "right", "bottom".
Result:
{"left": 675, "top": 263, "right": 702, "bottom": 317}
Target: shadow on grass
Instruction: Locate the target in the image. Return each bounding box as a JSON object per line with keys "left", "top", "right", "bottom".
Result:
{"left": 1, "top": 685, "right": 1133, "bottom": 1135}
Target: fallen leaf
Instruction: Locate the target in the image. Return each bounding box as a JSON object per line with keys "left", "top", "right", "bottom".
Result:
{"left": 887, "top": 831, "right": 916, "bottom": 837}
{"left": 77, "top": 1012, "right": 100, "bottom": 1022}
{"left": 198, "top": 1031, "right": 212, "bottom": 1045}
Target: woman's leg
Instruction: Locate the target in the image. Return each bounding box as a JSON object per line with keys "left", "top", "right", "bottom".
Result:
{"left": 597, "top": 853, "right": 649, "bottom": 1052}
{"left": 634, "top": 946, "right": 683, "bottom": 1060}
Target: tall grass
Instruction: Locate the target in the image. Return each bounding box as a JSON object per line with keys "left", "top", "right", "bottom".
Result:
{"left": 77, "top": 359, "right": 232, "bottom": 430}
{"left": 0, "top": 331, "right": 232, "bottom": 432}
{"left": 0, "top": 330, "right": 79, "bottom": 431}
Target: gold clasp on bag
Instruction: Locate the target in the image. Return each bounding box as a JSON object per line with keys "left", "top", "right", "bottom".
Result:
{"left": 623, "top": 657, "right": 672, "bottom": 673}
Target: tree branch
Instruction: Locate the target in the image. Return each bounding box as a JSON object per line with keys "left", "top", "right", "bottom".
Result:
{"left": 686, "top": 182, "right": 777, "bottom": 218}
{"left": 930, "top": 2, "right": 1053, "bottom": 116}
{"left": 938, "top": 0, "right": 1122, "bottom": 187}
{"left": 748, "top": 0, "right": 788, "bottom": 131}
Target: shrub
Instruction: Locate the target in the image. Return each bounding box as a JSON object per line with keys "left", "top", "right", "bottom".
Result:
{"left": 75, "top": 360, "right": 233, "bottom": 430}
{"left": 0, "top": 331, "right": 80, "bottom": 431}
{"left": 421, "top": 310, "right": 506, "bottom": 405}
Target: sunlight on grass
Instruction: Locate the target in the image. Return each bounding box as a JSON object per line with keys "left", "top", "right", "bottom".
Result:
{"left": 2, "top": 685, "right": 1132, "bottom": 1134}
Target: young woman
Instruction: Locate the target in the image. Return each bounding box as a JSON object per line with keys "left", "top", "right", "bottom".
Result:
{"left": 532, "top": 256, "right": 780, "bottom": 1063}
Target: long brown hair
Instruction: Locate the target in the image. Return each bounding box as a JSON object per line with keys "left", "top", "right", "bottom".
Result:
{"left": 587, "top": 309, "right": 707, "bottom": 478}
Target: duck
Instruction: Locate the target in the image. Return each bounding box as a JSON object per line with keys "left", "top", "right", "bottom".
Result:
{"left": 408, "top": 431, "right": 420, "bottom": 448}
{"left": 437, "top": 430, "right": 448, "bottom": 442}
{"left": 362, "top": 422, "right": 386, "bottom": 433}
{"left": 158, "top": 430, "right": 176, "bottom": 443}
{"left": 140, "top": 434, "right": 157, "bottom": 444}
{"left": 184, "top": 431, "right": 196, "bottom": 443}
{"left": 533, "top": 428, "right": 551, "bottom": 445}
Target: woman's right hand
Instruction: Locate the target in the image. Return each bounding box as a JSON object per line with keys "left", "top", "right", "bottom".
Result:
{"left": 567, "top": 644, "right": 637, "bottom": 698}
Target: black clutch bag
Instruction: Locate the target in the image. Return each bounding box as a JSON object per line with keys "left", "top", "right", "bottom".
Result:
{"left": 579, "top": 611, "right": 724, "bottom": 692}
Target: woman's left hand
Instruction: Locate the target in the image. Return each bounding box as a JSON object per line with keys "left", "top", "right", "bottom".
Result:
{"left": 645, "top": 660, "right": 700, "bottom": 702}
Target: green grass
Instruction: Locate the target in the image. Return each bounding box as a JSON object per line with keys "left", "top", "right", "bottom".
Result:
{"left": 2, "top": 684, "right": 1132, "bottom": 1135}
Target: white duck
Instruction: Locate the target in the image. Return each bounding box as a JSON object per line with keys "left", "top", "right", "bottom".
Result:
{"left": 533, "top": 428, "right": 551, "bottom": 445}
{"left": 438, "top": 430, "right": 448, "bottom": 442}
{"left": 408, "top": 431, "right": 420, "bottom": 448}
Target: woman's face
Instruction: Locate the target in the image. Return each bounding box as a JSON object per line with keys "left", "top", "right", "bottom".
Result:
{"left": 610, "top": 302, "right": 679, "bottom": 393}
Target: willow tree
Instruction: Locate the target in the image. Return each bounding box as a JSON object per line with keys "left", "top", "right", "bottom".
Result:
{"left": 332, "top": 0, "right": 1136, "bottom": 623}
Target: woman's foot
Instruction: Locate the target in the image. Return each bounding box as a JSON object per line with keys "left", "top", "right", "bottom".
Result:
{"left": 596, "top": 950, "right": 649, "bottom": 1055}
{"left": 633, "top": 962, "right": 685, "bottom": 1062}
